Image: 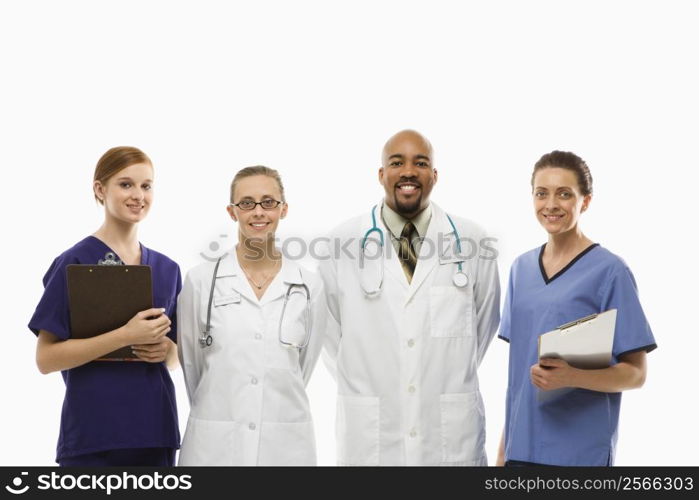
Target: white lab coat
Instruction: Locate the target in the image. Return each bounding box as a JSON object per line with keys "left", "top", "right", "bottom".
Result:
{"left": 177, "top": 251, "right": 326, "bottom": 465}
{"left": 318, "top": 202, "right": 500, "bottom": 466}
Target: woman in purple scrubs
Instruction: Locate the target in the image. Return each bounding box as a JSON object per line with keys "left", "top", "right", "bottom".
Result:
{"left": 28, "top": 146, "right": 181, "bottom": 466}
{"left": 496, "top": 151, "right": 656, "bottom": 466}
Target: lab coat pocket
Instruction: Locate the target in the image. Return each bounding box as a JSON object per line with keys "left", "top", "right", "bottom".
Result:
{"left": 439, "top": 392, "right": 485, "bottom": 465}
{"left": 429, "top": 286, "right": 473, "bottom": 338}
{"left": 178, "top": 416, "right": 243, "bottom": 466}
{"left": 258, "top": 421, "right": 317, "bottom": 466}
{"left": 265, "top": 341, "right": 299, "bottom": 372}
{"left": 336, "top": 395, "right": 380, "bottom": 466}
{"left": 214, "top": 292, "right": 241, "bottom": 307}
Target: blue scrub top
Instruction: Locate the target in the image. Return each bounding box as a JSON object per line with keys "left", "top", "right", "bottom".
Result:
{"left": 499, "top": 244, "right": 656, "bottom": 466}
{"left": 28, "top": 236, "right": 181, "bottom": 462}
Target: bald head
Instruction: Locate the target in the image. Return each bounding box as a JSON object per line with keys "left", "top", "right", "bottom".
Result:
{"left": 382, "top": 129, "right": 433, "bottom": 166}
{"left": 379, "top": 129, "right": 437, "bottom": 218}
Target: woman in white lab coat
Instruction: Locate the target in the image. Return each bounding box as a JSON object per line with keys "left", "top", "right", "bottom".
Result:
{"left": 177, "top": 166, "right": 326, "bottom": 466}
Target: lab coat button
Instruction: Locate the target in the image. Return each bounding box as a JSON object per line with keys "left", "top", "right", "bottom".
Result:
{"left": 249, "top": 423, "right": 256, "bottom": 431}
{"left": 407, "top": 339, "right": 415, "bottom": 348}
{"left": 409, "top": 429, "right": 417, "bottom": 438}
{"left": 255, "top": 333, "right": 262, "bottom": 340}
{"left": 251, "top": 377, "right": 258, "bottom": 385}
{"left": 408, "top": 385, "right": 416, "bottom": 394}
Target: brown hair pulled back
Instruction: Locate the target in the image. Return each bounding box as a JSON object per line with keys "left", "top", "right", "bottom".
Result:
{"left": 531, "top": 150, "right": 593, "bottom": 196}
{"left": 93, "top": 146, "right": 152, "bottom": 204}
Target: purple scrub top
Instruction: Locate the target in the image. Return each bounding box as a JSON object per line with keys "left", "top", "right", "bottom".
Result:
{"left": 28, "top": 236, "right": 181, "bottom": 462}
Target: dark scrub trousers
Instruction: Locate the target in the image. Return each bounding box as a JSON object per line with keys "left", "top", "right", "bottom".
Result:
{"left": 58, "top": 447, "right": 176, "bottom": 467}
{"left": 499, "top": 243, "right": 656, "bottom": 466}
{"left": 28, "top": 236, "right": 181, "bottom": 466}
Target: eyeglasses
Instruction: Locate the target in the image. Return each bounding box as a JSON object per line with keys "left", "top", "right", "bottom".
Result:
{"left": 230, "top": 199, "right": 284, "bottom": 211}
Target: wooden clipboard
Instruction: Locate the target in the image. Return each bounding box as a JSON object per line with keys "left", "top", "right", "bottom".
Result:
{"left": 66, "top": 264, "right": 153, "bottom": 361}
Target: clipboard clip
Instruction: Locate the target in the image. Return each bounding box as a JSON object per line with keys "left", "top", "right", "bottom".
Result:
{"left": 558, "top": 312, "right": 598, "bottom": 331}
{"left": 98, "top": 252, "right": 124, "bottom": 266}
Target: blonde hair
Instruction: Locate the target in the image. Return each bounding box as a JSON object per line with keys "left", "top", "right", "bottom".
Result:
{"left": 230, "top": 165, "right": 286, "bottom": 203}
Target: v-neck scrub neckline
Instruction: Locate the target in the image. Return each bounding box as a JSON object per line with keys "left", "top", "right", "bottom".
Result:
{"left": 538, "top": 243, "right": 600, "bottom": 284}
{"left": 499, "top": 243, "right": 656, "bottom": 466}
{"left": 87, "top": 235, "right": 148, "bottom": 266}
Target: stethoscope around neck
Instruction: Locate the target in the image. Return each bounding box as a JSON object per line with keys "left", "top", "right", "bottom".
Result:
{"left": 358, "top": 205, "right": 469, "bottom": 296}
{"left": 199, "top": 256, "right": 312, "bottom": 349}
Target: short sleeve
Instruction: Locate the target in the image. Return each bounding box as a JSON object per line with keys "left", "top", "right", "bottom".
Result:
{"left": 600, "top": 265, "right": 657, "bottom": 361}
{"left": 167, "top": 266, "right": 183, "bottom": 344}
{"left": 28, "top": 254, "right": 78, "bottom": 340}
{"left": 498, "top": 266, "right": 515, "bottom": 343}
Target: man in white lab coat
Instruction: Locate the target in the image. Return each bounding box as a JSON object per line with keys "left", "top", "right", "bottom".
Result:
{"left": 319, "top": 130, "right": 500, "bottom": 465}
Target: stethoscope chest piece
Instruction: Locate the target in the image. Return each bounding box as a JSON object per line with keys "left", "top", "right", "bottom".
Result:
{"left": 452, "top": 271, "right": 469, "bottom": 288}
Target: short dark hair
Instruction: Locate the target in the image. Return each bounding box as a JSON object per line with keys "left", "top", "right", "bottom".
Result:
{"left": 531, "top": 150, "right": 593, "bottom": 196}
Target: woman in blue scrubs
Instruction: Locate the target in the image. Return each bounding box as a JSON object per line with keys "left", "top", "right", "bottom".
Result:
{"left": 28, "top": 146, "right": 181, "bottom": 466}
{"left": 497, "top": 151, "right": 656, "bottom": 466}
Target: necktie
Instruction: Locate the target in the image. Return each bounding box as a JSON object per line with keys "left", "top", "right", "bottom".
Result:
{"left": 398, "top": 222, "right": 417, "bottom": 282}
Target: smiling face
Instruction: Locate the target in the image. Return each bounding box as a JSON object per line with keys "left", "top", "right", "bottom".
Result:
{"left": 533, "top": 167, "right": 591, "bottom": 236}
{"left": 94, "top": 162, "right": 154, "bottom": 224}
{"left": 379, "top": 130, "right": 437, "bottom": 218}
{"left": 227, "top": 174, "right": 287, "bottom": 243}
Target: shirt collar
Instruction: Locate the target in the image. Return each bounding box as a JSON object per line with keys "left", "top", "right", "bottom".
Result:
{"left": 381, "top": 201, "right": 432, "bottom": 239}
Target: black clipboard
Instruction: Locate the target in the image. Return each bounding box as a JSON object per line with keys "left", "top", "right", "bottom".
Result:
{"left": 66, "top": 265, "right": 153, "bottom": 361}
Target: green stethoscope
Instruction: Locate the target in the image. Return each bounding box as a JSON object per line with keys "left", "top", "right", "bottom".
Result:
{"left": 359, "top": 205, "right": 469, "bottom": 296}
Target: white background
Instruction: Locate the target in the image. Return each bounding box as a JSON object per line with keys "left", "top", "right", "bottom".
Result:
{"left": 1, "top": 0, "right": 697, "bottom": 465}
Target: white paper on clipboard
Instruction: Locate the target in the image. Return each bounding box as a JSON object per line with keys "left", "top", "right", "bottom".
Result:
{"left": 536, "top": 308, "right": 617, "bottom": 401}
